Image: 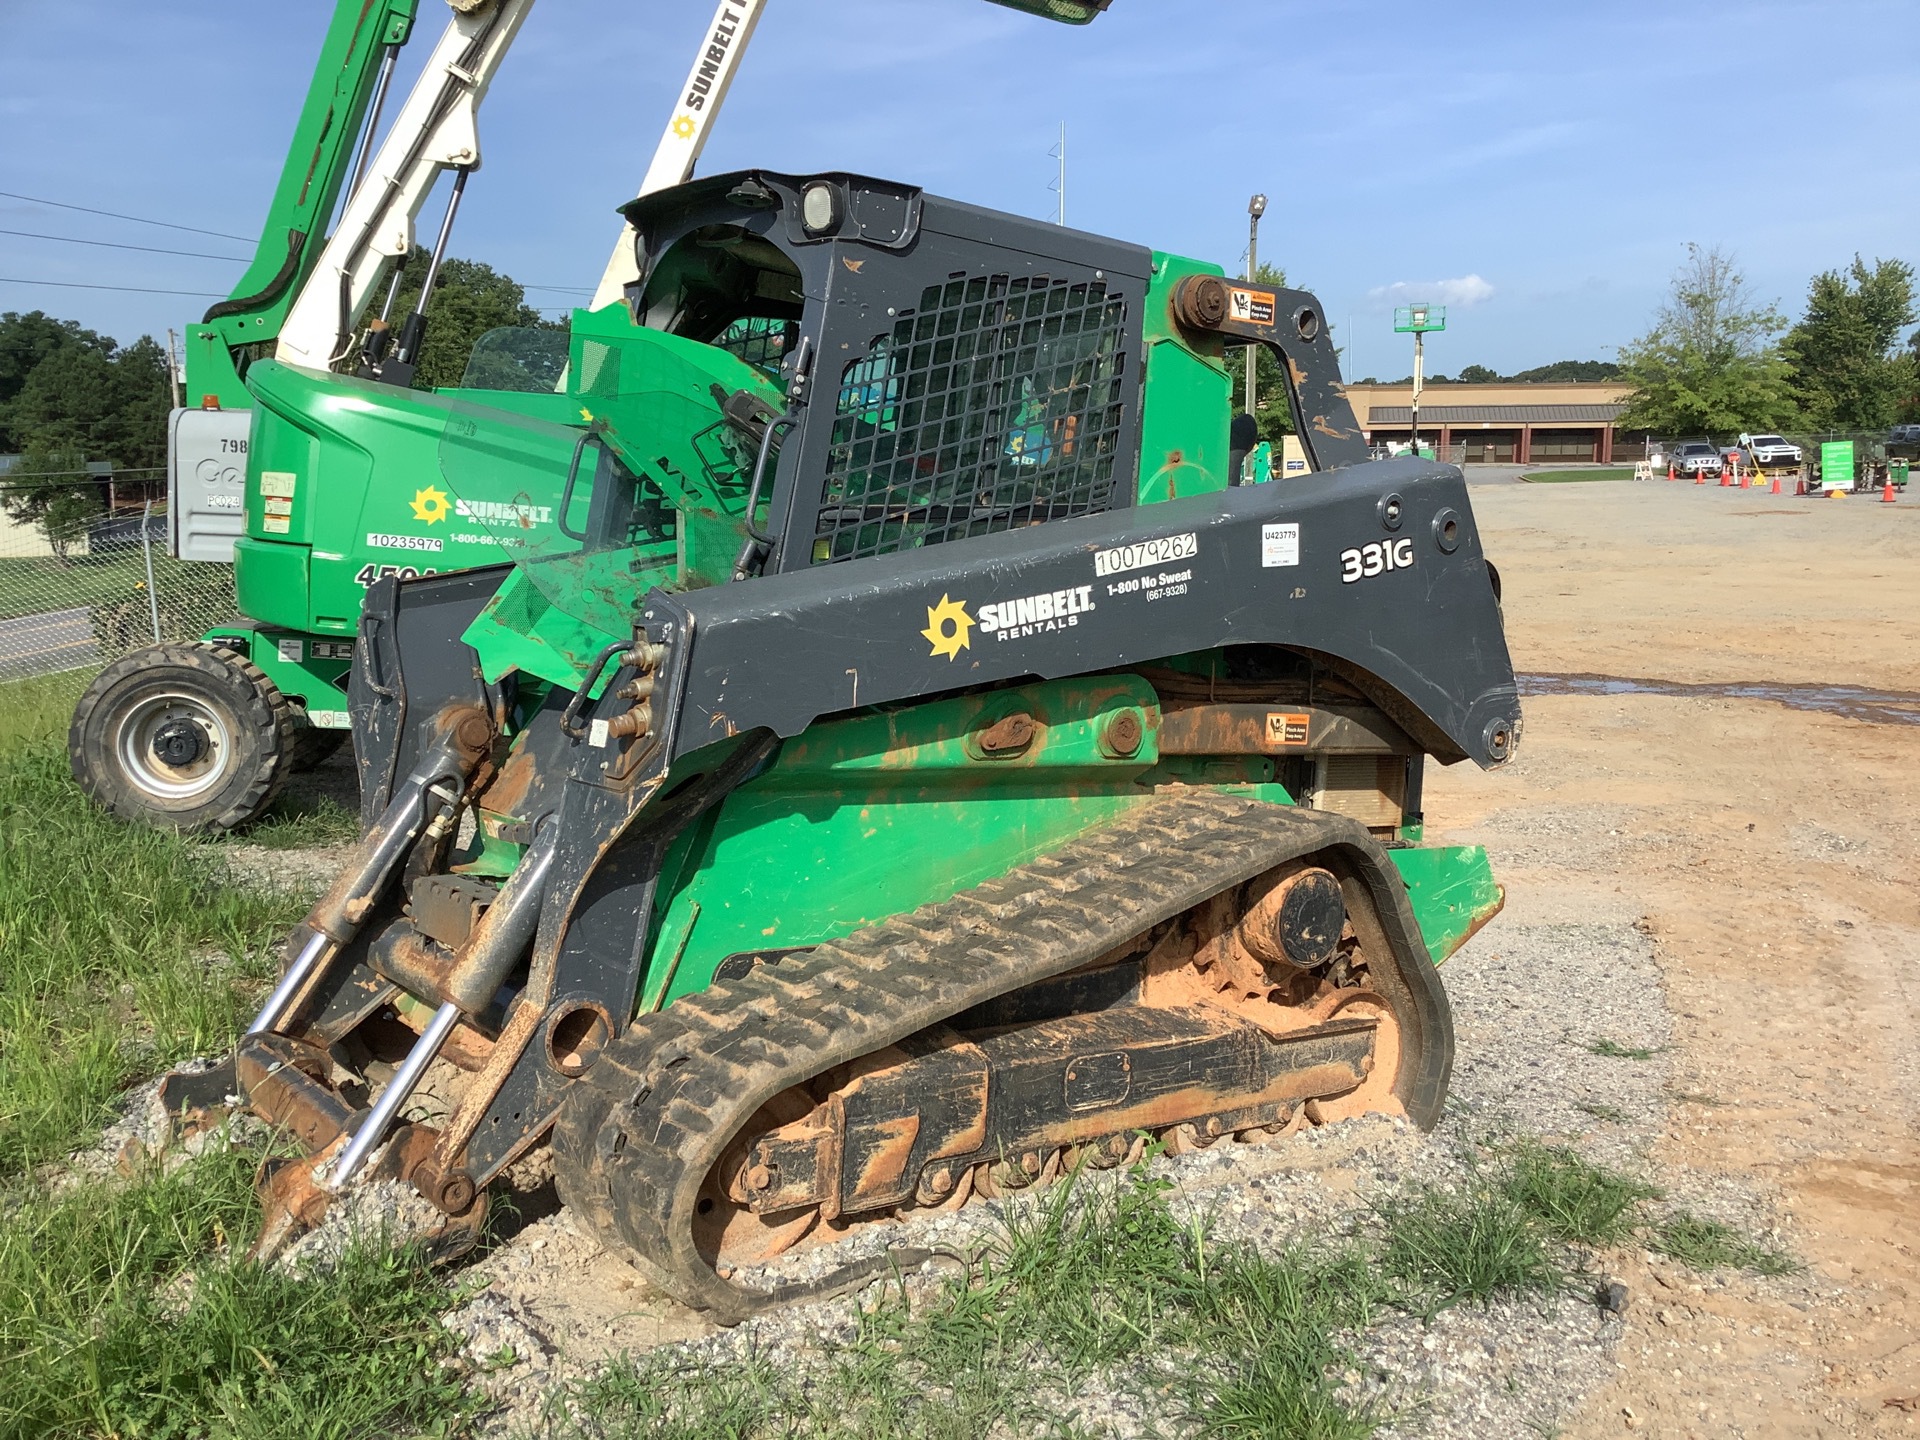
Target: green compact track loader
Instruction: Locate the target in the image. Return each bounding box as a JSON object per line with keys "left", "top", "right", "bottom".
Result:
{"left": 161, "top": 169, "right": 1518, "bottom": 1321}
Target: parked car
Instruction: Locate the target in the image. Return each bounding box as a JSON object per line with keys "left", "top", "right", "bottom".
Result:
{"left": 1739, "top": 432, "right": 1803, "bottom": 465}
{"left": 1888, "top": 423, "right": 1920, "bottom": 446}
{"left": 1670, "top": 440, "right": 1723, "bottom": 478}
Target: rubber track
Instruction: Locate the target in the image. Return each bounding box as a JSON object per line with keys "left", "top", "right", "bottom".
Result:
{"left": 553, "top": 790, "right": 1419, "bottom": 1321}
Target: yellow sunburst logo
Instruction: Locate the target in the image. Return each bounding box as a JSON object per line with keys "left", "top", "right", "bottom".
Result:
{"left": 921, "top": 595, "right": 974, "bottom": 660}
{"left": 671, "top": 114, "right": 696, "bottom": 139}
{"left": 410, "top": 485, "right": 451, "bottom": 525}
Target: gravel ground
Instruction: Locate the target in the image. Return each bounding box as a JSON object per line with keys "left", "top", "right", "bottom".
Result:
{"left": 56, "top": 1059, "right": 262, "bottom": 1187}
{"left": 61, "top": 898, "right": 1800, "bottom": 1437}
{"left": 429, "top": 885, "right": 1798, "bottom": 1440}
{"left": 1440, "top": 916, "right": 1672, "bottom": 1173}
{"left": 89, "top": 781, "right": 1806, "bottom": 1437}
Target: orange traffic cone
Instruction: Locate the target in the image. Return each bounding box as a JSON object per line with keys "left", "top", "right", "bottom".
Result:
{"left": 1719, "top": 466, "right": 1730, "bottom": 487}
{"left": 1770, "top": 472, "right": 1781, "bottom": 495}
{"left": 1883, "top": 478, "right": 1897, "bottom": 503}
{"left": 1694, "top": 466, "right": 1705, "bottom": 485}
{"left": 1667, "top": 462, "right": 1677, "bottom": 481}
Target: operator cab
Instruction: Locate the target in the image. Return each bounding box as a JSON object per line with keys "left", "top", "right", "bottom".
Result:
{"left": 632, "top": 222, "right": 802, "bottom": 382}
{"left": 618, "top": 171, "right": 1154, "bottom": 574}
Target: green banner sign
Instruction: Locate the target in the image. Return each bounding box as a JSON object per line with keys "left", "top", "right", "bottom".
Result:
{"left": 1819, "top": 440, "right": 1855, "bottom": 492}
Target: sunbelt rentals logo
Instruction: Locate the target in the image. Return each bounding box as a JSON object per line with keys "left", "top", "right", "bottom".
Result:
{"left": 409, "top": 487, "right": 554, "bottom": 531}
{"left": 921, "top": 595, "right": 974, "bottom": 660}
{"left": 409, "top": 485, "right": 451, "bottom": 524}
{"left": 920, "top": 584, "right": 1097, "bottom": 660}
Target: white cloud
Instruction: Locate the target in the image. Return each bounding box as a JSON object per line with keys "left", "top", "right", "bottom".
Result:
{"left": 1366, "top": 275, "right": 1497, "bottom": 310}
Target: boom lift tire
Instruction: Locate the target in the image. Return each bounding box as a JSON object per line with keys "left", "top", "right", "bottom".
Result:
{"left": 68, "top": 643, "right": 296, "bottom": 833}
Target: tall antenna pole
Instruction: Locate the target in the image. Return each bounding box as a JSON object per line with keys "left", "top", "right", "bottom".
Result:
{"left": 1245, "top": 194, "right": 1266, "bottom": 416}
{"left": 1048, "top": 122, "right": 1066, "bottom": 226}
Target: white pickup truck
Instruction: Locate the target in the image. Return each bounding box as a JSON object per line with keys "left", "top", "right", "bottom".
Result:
{"left": 1739, "top": 432, "right": 1803, "bottom": 466}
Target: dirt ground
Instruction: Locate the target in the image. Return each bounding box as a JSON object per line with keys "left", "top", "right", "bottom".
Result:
{"left": 1427, "top": 479, "right": 1920, "bottom": 1437}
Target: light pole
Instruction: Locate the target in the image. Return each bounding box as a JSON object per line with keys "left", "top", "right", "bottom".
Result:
{"left": 1246, "top": 193, "right": 1267, "bottom": 416}
{"left": 1394, "top": 303, "right": 1446, "bottom": 457}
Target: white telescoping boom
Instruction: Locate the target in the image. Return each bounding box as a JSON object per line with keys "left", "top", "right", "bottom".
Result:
{"left": 276, "top": 0, "right": 769, "bottom": 375}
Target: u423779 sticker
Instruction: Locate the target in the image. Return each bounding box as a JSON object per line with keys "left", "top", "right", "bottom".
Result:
{"left": 1340, "top": 537, "right": 1414, "bottom": 583}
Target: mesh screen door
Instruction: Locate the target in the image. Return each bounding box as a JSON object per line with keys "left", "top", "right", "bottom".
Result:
{"left": 811, "top": 272, "right": 1130, "bottom": 564}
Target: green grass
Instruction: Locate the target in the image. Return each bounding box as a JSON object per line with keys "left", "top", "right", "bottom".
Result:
{"left": 562, "top": 1152, "right": 1786, "bottom": 1440}
{"left": 0, "top": 1144, "right": 477, "bottom": 1439}
{"left": 0, "top": 670, "right": 87, "bottom": 755}
{"left": 1378, "top": 1187, "right": 1561, "bottom": 1312}
{"left": 1500, "top": 1142, "right": 1661, "bottom": 1247}
{"left": 0, "top": 550, "right": 235, "bottom": 632}
{"left": 227, "top": 791, "right": 360, "bottom": 852}
{"left": 1649, "top": 1213, "right": 1798, "bottom": 1277}
{"left": 1586, "top": 1038, "right": 1662, "bottom": 1060}
{"left": 0, "top": 671, "right": 350, "bottom": 1171}
{"left": 0, "top": 733, "right": 302, "bottom": 1177}
{"left": 0, "top": 552, "right": 151, "bottom": 623}
{"left": 551, "top": 1167, "right": 1388, "bottom": 1440}
{"left": 1522, "top": 468, "right": 1635, "bottom": 484}
{"left": 0, "top": 670, "right": 478, "bottom": 1437}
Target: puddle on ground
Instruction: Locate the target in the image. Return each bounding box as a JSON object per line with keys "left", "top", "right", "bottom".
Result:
{"left": 1518, "top": 672, "right": 1920, "bottom": 727}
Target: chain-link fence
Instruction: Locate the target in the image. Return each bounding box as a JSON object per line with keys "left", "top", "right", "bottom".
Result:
{"left": 0, "top": 482, "right": 238, "bottom": 683}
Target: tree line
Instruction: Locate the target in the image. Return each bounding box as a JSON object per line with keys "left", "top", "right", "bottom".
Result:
{"left": 1614, "top": 245, "right": 1917, "bottom": 439}
{"left": 1295, "top": 248, "right": 1918, "bottom": 446}
{"left": 1352, "top": 360, "right": 1625, "bottom": 386}
{"left": 0, "top": 253, "right": 552, "bottom": 559}
{"left": 5, "top": 242, "right": 1909, "bottom": 552}
{"left": 0, "top": 314, "right": 172, "bottom": 556}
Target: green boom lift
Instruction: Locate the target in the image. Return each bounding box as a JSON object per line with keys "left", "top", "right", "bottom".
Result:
{"left": 68, "top": 0, "right": 1111, "bottom": 831}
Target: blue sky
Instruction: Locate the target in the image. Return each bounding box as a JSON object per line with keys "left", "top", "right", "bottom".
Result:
{"left": 2, "top": 0, "right": 1915, "bottom": 378}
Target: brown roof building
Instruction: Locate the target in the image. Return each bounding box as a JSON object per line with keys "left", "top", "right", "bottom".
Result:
{"left": 1339, "top": 381, "right": 1636, "bottom": 464}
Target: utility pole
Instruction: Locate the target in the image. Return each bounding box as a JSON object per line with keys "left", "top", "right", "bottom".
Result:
{"left": 165, "top": 329, "right": 185, "bottom": 408}
{"left": 1394, "top": 303, "right": 1445, "bottom": 457}
{"left": 1412, "top": 329, "right": 1423, "bottom": 454}
{"left": 1245, "top": 194, "right": 1266, "bottom": 415}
